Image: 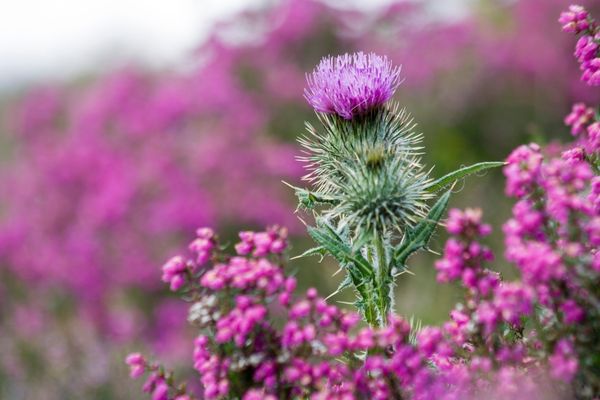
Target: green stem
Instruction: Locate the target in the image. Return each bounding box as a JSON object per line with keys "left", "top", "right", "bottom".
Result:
{"left": 363, "top": 246, "right": 380, "bottom": 327}
{"left": 373, "top": 234, "right": 390, "bottom": 327}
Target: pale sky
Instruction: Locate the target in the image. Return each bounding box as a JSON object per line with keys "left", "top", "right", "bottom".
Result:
{"left": 0, "top": 0, "right": 468, "bottom": 92}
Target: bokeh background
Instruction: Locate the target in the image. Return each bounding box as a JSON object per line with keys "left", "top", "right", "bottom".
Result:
{"left": 1, "top": 0, "right": 599, "bottom": 398}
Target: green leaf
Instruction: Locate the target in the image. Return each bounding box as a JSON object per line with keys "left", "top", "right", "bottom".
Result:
{"left": 424, "top": 161, "right": 505, "bottom": 193}
{"left": 290, "top": 245, "right": 325, "bottom": 260}
{"left": 408, "top": 315, "right": 423, "bottom": 345}
{"left": 394, "top": 189, "right": 451, "bottom": 266}
{"left": 282, "top": 181, "right": 339, "bottom": 210}
{"left": 325, "top": 274, "right": 353, "bottom": 300}
{"left": 307, "top": 219, "right": 373, "bottom": 278}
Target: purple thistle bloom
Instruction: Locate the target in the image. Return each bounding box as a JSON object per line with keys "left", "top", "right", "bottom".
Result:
{"left": 304, "top": 52, "right": 401, "bottom": 120}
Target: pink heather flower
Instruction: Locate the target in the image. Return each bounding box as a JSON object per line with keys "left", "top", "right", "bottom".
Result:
{"left": 510, "top": 242, "right": 564, "bottom": 285}
{"left": 592, "top": 251, "right": 600, "bottom": 272}
{"left": 435, "top": 239, "right": 466, "bottom": 283}
{"left": 565, "top": 103, "right": 595, "bottom": 136}
{"left": 340, "top": 311, "right": 361, "bottom": 331}
{"left": 588, "top": 217, "right": 600, "bottom": 246}
{"left": 470, "top": 357, "right": 492, "bottom": 373}
{"left": 476, "top": 271, "right": 500, "bottom": 297}
{"left": 504, "top": 143, "right": 543, "bottom": 197}
{"left": 512, "top": 200, "right": 543, "bottom": 236}
{"left": 189, "top": 227, "right": 216, "bottom": 264}
{"left": 235, "top": 240, "right": 253, "bottom": 256}
{"left": 189, "top": 237, "right": 214, "bottom": 265}
{"left": 305, "top": 52, "right": 401, "bottom": 120}
{"left": 493, "top": 283, "right": 534, "bottom": 325}
{"left": 574, "top": 35, "right": 600, "bottom": 86}
{"left": 234, "top": 227, "right": 288, "bottom": 256}
{"left": 289, "top": 299, "right": 311, "bottom": 320}
{"left": 542, "top": 158, "right": 594, "bottom": 224}
{"left": 243, "top": 389, "right": 277, "bottom": 400}
{"left": 196, "top": 227, "right": 215, "bottom": 239}
{"left": 497, "top": 344, "right": 526, "bottom": 364}
{"left": 587, "top": 122, "right": 600, "bottom": 153}
{"left": 254, "top": 362, "right": 277, "bottom": 389}
{"left": 561, "top": 147, "right": 585, "bottom": 163}
{"left": 215, "top": 297, "right": 267, "bottom": 346}
{"left": 575, "top": 36, "right": 598, "bottom": 65}
{"left": 125, "top": 352, "right": 146, "bottom": 379}
{"left": 590, "top": 177, "right": 600, "bottom": 214}
{"left": 270, "top": 238, "right": 286, "bottom": 253}
{"left": 582, "top": 57, "right": 600, "bottom": 86}
{"left": 559, "top": 5, "right": 590, "bottom": 33}
{"left": 549, "top": 339, "right": 579, "bottom": 382}
{"left": 151, "top": 382, "right": 169, "bottom": 400}
{"left": 446, "top": 208, "right": 491, "bottom": 237}
{"left": 417, "top": 327, "right": 443, "bottom": 357}
{"left": 142, "top": 373, "right": 163, "bottom": 393}
{"left": 161, "top": 255, "right": 188, "bottom": 291}
{"left": 353, "top": 327, "right": 375, "bottom": 349}
{"left": 253, "top": 232, "right": 273, "bottom": 257}
{"left": 435, "top": 210, "right": 494, "bottom": 289}
{"left": 560, "top": 299, "right": 585, "bottom": 324}
{"left": 475, "top": 301, "right": 498, "bottom": 335}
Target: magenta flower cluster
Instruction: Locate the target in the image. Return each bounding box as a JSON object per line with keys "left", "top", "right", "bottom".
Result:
{"left": 161, "top": 228, "right": 217, "bottom": 291}
{"left": 564, "top": 102, "right": 600, "bottom": 153}
{"left": 234, "top": 226, "right": 288, "bottom": 257}
{"left": 128, "top": 198, "right": 597, "bottom": 399}
{"left": 304, "top": 52, "right": 401, "bottom": 119}
{"left": 429, "top": 209, "right": 548, "bottom": 394}
{"left": 559, "top": 5, "right": 590, "bottom": 33}
{"left": 129, "top": 228, "right": 458, "bottom": 400}
{"left": 561, "top": 5, "right": 600, "bottom": 86}
{"left": 501, "top": 118, "right": 600, "bottom": 388}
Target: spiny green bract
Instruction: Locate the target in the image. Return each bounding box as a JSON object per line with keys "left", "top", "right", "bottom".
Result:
{"left": 298, "top": 103, "right": 432, "bottom": 239}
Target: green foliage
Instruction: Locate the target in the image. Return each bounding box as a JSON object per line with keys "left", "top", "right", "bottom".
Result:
{"left": 393, "top": 189, "right": 452, "bottom": 269}
{"left": 282, "top": 182, "right": 339, "bottom": 210}
{"left": 306, "top": 219, "right": 373, "bottom": 278}
{"left": 304, "top": 218, "right": 381, "bottom": 324}
{"left": 424, "top": 161, "right": 506, "bottom": 193}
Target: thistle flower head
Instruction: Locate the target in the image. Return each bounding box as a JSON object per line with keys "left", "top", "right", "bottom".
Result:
{"left": 305, "top": 52, "right": 401, "bottom": 120}
{"left": 300, "top": 104, "right": 431, "bottom": 238}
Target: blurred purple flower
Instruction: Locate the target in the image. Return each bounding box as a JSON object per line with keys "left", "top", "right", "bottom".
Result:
{"left": 559, "top": 5, "right": 590, "bottom": 33}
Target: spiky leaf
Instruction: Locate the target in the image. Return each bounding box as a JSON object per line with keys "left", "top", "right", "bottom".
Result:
{"left": 290, "top": 245, "right": 326, "bottom": 260}
{"left": 326, "top": 274, "right": 353, "bottom": 300}
{"left": 424, "top": 162, "right": 505, "bottom": 193}
{"left": 307, "top": 219, "right": 373, "bottom": 278}
{"left": 283, "top": 181, "right": 339, "bottom": 210}
{"left": 393, "top": 189, "right": 451, "bottom": 267}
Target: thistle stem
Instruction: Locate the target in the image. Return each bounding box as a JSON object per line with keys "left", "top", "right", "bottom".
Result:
{"left": 373, "top": 234, "right": 390, "bottom": 327}
{"left": 364, "top": 246, "right": 380, "bottom": 327}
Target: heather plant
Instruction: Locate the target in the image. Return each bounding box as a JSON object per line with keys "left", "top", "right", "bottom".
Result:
{"left": 129, "top": 227, "right": 455, "bottom": 400}
{"left": 560, "top": 5, "right": 600, "bottom": 86}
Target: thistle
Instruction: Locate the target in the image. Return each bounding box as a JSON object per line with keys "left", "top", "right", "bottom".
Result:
{"left": 292, "top": 52, "right": 503, "bottom": 327}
